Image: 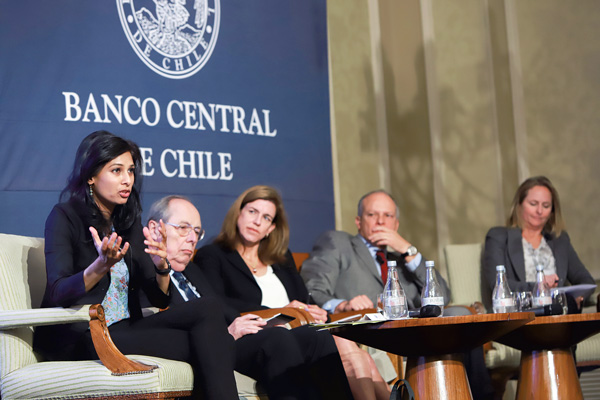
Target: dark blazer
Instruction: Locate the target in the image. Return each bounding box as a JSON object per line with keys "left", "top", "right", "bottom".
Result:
{"left": 35, "top": 200, "right": 170, "bottom": 360}
{"left": 170, "top": 261, "right": 241, "bottom": 323}
{"left": 192, "top": 243, "right": 309, "bottom": 313}
{"left": 190, "top": 248, "right": 355, "bottom": 399}
{"left": 482, "top": 226, "right": 594, "bottom": 303}
{"left": 300, "top": 230, "right": 451, "bottom": 310}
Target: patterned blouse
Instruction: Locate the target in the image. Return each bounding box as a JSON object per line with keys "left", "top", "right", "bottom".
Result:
{"left": 522, "top": 236, "right": 557, "bottom": 283}
{"left": 101, "top": 229, "right": 131, "bottom": 326}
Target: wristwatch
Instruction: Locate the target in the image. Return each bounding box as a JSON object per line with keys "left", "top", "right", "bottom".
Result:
{"left": 155, "top": 258, "right": 172, "bottom": 276}
{"left": 402, "top": 245, "right": 418, "bottom": 257}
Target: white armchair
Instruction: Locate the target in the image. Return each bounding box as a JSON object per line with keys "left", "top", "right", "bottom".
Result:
{"left": 0, "top": 233, "right": 194, "bottom": 399}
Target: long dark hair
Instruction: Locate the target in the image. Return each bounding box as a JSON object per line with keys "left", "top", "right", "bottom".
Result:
{"left": 61, "top": 130, "right": 143, "bottom": 235}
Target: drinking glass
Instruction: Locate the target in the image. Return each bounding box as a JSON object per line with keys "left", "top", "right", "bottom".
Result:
{"left": 516, "top": 291, "right": 533, "bottom": 311}
{"left": 376, "top": 294, "right": 383, "bottom": 313}
{"left": 551, "top": 289, "right": 568, "bottom": 315}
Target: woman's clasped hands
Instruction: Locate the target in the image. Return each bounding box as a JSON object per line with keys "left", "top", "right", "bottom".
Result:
{"left": 286, "top": 300, "right": 327, "bottom": 324}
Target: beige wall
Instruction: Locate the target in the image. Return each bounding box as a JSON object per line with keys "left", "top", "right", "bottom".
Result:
{"left": 327, "top": 0, "right": 600, "bottom": 283}
{"left": 327, "top": 0, "right": 381, "bottom": 232}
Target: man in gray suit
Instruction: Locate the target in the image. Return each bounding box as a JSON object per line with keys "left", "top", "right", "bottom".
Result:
{"left": 302, "top": 190, "right": 495, "bottom": 399}
{"left": 301, "top": 189, "right": 450, "bottom": 313}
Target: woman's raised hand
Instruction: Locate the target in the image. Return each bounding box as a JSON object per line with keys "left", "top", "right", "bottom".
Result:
{"left": 89, "top": 226, "right": 129, "bottom": 270}
{"left": 143, "top": 219, "right": 168, "bottom": 269}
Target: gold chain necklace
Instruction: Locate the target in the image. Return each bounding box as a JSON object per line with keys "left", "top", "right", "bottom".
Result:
{"left": 241, "top": 254, "right": 261, "bottom": 274}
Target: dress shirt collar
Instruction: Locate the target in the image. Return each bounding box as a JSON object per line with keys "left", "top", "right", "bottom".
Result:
{"left": 359, "top": 234, "right": 384, "bottom": 260}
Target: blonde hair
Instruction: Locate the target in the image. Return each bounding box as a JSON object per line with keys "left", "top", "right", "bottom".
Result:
{"left": 507, "top": 176, "right": 565, "bottom": 236}
{"left": 215, "top": 185, "right": 289, "bottom": 265}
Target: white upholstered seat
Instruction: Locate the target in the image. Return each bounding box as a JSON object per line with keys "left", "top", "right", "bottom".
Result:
{"left": 0, "top": 233, "right": 195, "bottom": 399}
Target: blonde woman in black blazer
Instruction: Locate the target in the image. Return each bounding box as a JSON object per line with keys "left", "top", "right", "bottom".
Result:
{"left": 195, "top": 185, "right": 390, "bottom": 400}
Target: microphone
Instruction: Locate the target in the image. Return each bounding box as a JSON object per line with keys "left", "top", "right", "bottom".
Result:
{"left": 420, "top": 305, "right": 442, "bottom": 317}
{"left": 408, "top": 305, "right": 442, "bottom": 318}
{"left": 530, "top": 303, "right": 562, "bottom": 316}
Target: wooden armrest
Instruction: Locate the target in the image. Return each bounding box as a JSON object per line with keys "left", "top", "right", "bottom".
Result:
{"left": 89, "top": 304, "right": 156, "bottom": 374}
{"left": 329, "top": 308, "right": 377, "bottom": 322}
{"left": 241, "top": 307, "right": 315, "bottom": 328}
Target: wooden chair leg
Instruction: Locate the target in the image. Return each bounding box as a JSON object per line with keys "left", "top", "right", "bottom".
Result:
{"left": 387, "top": 353, "right": 404, "bottom": 381}
{"left": 489, "top": 367, "right": 518, "bottom": 400}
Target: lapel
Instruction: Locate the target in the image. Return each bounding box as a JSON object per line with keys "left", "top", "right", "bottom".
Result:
{"left": 272, "top": 264, "right": 291, "bottom": 290}
{"left": 182, "top": 264, "right": 207, "bottom": 297}
{"left": 224, "top": 247, "right": 261, "bottom": 288}
{"left": 545, "top": 232, "right": 567, "bottom": 280}
{"left": 351, "top": 235, "right": 381, "bottom": 283}
{"left": 169, "top": 277, "right": 187, "bottom": 304}
{"left": 507, "top": 228, "right": 526, "bottom": 282}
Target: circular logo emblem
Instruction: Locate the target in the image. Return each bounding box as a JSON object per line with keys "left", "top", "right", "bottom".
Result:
{"left": 117, "top": 0, "right": 220, "bottom": 79}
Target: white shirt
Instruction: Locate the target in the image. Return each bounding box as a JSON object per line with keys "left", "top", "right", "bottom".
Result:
{"left": 254, "top": 266, "right": 290, "bottom": 308}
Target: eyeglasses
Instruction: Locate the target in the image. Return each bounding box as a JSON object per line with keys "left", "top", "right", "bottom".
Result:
{"left": 165, "top": 222, "right": 205, "bottom": 241}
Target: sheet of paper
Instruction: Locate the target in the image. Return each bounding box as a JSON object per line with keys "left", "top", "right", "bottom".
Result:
{"left": 310, "top": 312, "right": 408, "bottom": 330}
{"left": 555, "top": 284, "right": 597, "bottom": 299}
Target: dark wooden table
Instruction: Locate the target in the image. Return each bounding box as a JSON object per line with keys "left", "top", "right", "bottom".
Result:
{"left": 495, "top": 312, "right": 600, "bottom": 400}
{"left": 331, "top": 312, "right": 534, "bottom": 400}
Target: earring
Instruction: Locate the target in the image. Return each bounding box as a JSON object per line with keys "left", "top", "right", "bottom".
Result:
{"left": 89, "top": 185, "right": 93, "bottom": 198}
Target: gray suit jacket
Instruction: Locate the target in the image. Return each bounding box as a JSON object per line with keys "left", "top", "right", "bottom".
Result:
{"left": 300, "top": 230, "right": 451, "bottom": 310}
{"left": 483, "top": 227, "right": 594, "bottom": 304}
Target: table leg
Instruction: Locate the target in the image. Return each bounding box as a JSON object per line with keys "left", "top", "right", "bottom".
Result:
{"left": 516, "top": 348, "right": 582, "bottom": 400}
{"left": 404, "top": 354, "right": 472, "bottom": 400}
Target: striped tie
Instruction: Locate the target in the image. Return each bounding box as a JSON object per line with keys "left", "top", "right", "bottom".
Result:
{"left": 172, "top": 271, "right": 199, "bottom": 301}
{"left": 376, "top": 250, "right": 388, "bottom": 284}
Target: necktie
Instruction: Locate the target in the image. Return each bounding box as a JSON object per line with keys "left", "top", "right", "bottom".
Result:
{"left": 376, "top": 250, "right": 388, "bottom": 284}
{"left": 172, "top": 271, "right": 199, "bottom": 301}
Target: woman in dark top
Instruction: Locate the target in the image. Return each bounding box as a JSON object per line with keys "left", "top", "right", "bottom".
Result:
{"left": 483, "top": 176, "right": 594, "bottom": 312}
{"left": 34, "top": 130, "right": 238, "bottom": 400}
{"left": 195, "top": 185, "right": 389, "bottom": 400}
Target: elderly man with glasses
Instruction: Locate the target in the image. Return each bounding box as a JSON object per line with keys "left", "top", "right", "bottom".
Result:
{"left": 145, "top": 195, "right": 353, "bottom": 400}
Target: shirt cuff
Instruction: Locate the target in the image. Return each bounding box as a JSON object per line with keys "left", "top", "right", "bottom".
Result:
{"left": 405, "top": 253, "right": 422, "bottom": 272}
{"left": 323, "top": 298, "right": 344, "bottom": 314}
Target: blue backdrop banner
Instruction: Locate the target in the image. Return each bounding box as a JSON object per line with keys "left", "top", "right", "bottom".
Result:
{"left": 0, "top": 0, "right": 333, "bottom": 251}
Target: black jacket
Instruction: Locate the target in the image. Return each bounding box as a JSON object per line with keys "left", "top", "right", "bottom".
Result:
{"left": 192, "top": 243, "right": 309, "bottom": 313}
{"left": 34, "top": 200, "right": 170, "bottom": 360}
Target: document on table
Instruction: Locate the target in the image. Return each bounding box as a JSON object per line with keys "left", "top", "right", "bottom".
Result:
{"left": 311, "top": 312, "right": 404, "bottom": 330}
{"left": 555, "top": 284, "right": 597, "bottom": 299}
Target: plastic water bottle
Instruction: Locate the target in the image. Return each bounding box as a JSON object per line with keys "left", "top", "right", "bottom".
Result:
{"left": 532, "top": 264, "right": 552, "bottom": 307}
{"left": 381, "top": 260, "right": 407, "bottom": 319}
{"left": 492, "top": 265, "right": 516, "bottom": 313}
{"left": 420, "top": 260, "right": 444, "bottom": 316}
